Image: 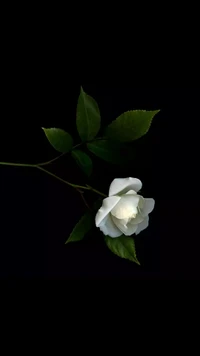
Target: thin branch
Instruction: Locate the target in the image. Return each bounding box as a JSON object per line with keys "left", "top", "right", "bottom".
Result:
{"left": 76, "top": 189, "right": 92, "bottom": 211}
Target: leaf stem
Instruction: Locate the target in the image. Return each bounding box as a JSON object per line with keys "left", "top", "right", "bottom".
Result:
{"left": 37, "top": 153, "right": 65, "bottom": 166}
{"left": 38, "top": 142, "right": 84, "bottom": 164}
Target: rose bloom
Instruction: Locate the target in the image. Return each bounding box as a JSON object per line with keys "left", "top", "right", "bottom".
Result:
{"left": 95, "top": 177, "right": 155, "bottom": 238}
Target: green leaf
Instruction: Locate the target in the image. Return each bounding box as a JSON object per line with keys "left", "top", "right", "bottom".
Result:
{"left": 76, "top": 87, "right": 101, "bottom": 142}
{"left": 42, "top": 128, "right": 73, "bottom": 153}
{"left": 105, "top": 110, "right": 160, "bottom": 142}
{"left": 104, "top": 235, "right": 140, "bottom": 265}
{"left": 71, "top": 149, "right": 93, "bottom": 177}
{"left": 65, "top": 212, "right": 93, "bottom": 244}
{"left": 87, "top": 139, "right": 130, "bottom": 164}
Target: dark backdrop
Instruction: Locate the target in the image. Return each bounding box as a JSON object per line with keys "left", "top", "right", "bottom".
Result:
{"left": 1, "top": 60, "right": 199, "bottom": 279}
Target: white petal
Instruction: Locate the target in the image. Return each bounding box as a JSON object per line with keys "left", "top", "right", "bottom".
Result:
{"left": 129, "top": 213, "right": 144, "bottom": 225}
{"left": 125, "top": 190, "right": 137, "bottom": 195}
{"left": 124, "top": 224, "right": 138, "bottom": 236}
{"left": 108, "top": 177, "right": 142, "bottom": 197}
{"left": 95, "top": 196, "right": 121, "bottom": 227}
{"left": 138, "top": 195, "right": 145, "bottom": 209}
{"left": 99, "top": 214, "right": 122, "bottom": 238}
{"left": 142, "top": 198, "right": 155, "bottom": 217}
{"left": 111, "top": 195, "right": 140, "bottom": 219}
{"left": 135, "top": 216, "right": 149, "bottom": 235}
{"left": 112, "top": 216, "right": 138, "bottom": 236}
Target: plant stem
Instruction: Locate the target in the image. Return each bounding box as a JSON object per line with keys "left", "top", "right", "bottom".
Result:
{"left": 0, "top": 135, "right": 108, "bottom": 197}
{"left": 0, "top": 161, "right": 37, "bottom": 168}
{"left": 76, "top": 189, "right": 92, "bottom": 211}
{"left": 0, "top": 160, "right": 106, "bottom": 196}
{"left": 86, "top": 185, "right": 107, "bottom": 197}
{"left": 37, "top": 167, "right": 106, "bottom": 197}
{"left": 36, "top": 166, "right": 90, "bottom": 190}
{"left": 0, "top": 143, "right": 83, "bottom": 168}
{"left": 0, "top": 159, "right": 63, "bottom": 168}
{"left": 36, "top": 167, "right": 106, "bottom": 197}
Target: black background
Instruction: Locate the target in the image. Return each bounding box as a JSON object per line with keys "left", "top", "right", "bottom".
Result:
{"left": 0, "top": 35, "right": 199, "bottom": 279}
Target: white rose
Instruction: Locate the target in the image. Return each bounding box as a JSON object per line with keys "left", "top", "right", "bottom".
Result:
{"left": 95, "top": 177, "right": 155, "bottom": 238}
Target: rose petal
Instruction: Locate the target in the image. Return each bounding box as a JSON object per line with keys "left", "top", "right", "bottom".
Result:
{"left": 129, "top": 213, "right": 144, "bottom": 225}
{"left": 108, "top": 177, "right": 142, "bottom": 197}
{"left": 112, "top": 216, "right": 138, "bottom": 236}
{"left": 142, "top": 198, "right": 155, "bottom": 216}
{"left": 95, "top": 196, "right": 121, "bottom": 227}
{"left": 111, "top": 195, "right": 140, "bottom": 219}
{"left": 98, "top": 214, "right": 122, "bottom": 238}
{"left": 135, "top": 216, "right": 149, "bottom": 235}
{"left": 138, "top": 195, "right": 145, "bottom": 209}
{"left": 125, "top": 190, "right": 137, "bottom": 195}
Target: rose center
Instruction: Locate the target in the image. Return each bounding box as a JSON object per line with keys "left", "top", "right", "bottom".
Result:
{"left": 114, "top": 205, "right": 138, "bottom": 220}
